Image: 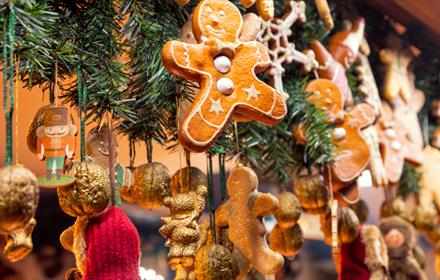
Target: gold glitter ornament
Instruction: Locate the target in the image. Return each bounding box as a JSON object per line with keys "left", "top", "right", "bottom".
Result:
{"left": 160, "top": 185, "right": 207, "bottom": 280}
{"left": 195, "top": 243, "right": 234, "bottom": 280}
{"left": 0, "top": 166, "right": 39, "bottom": 262}
{"left": 293, "top": 174, "right": 330, "bottom": 214}
{"left": 120, "top": 162, "right": 171, "bottom": 210}
{"left": 57, "top": 162, "right": 111, "bottom": 217}
{"left": 380, "top": 197, "right": 407, "bottom": 220}
{"left": 275, "top": 191, "right": 301, "bottom": 227}
{"left": 269, "top": 223, "right": 303, "bottom": 257}
{"left": 0, "top": 166, "right": 39, "bottom": 233}
{"left": 321, "top": 206, "right": 359, "bottom": 244}
{"left": 170, "top": 167, "right": 207, "bottom": 196}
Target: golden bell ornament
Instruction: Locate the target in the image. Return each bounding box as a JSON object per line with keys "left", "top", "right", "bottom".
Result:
{"left": 0, "top": 166, "right": 39, "bottom": 234}
{"left": 170, "top": 167, "right": 207, "bottom": 196}
{"left": 321, "top": 206, "right": 359, "bottom": 244}
{"left": 269, "top": 223, "right": 303, "bottom": 257}
{"left": 57, "top": 161, "right": 111, "bottom": 217}
{"left": 195, "top": 243, "right": 234, "bottom": 280}
{"left": 120, "top": 162, "right": 171, "bottom": 210}
{"left": 293, "top": 174, "right": 330, "bottom": 214}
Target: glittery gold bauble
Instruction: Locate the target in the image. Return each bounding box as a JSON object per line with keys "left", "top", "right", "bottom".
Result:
{"left": 195, "top": 243, "right": 234, "bottom": 280}
{"left": 170, "top": 167, "right": 207, "bottom": 196}
{"left": 380, "top": 197, "right": 407, "bottom": 219}
{"left": 275, "top": 192, "right": 301, "bottom": 228}
{"left": 321, "top": 206, "right": 359, "bottom": 244}
{"left": 293, "top": 174, "right": 330, "bottom": 214}
{"left": 121, "top": 162, "right": 171, "bottom": 210}
{"left": 0, "top": 166, "right": 39, "bottom": 234}
{"left": 57, "top": 162, "right": 110, "bottom": 217}
{"left": 414, "top": 205, "right": 437, "bottom": 231}
{"left": 269, "top": 223, "right": 303, "bottom": 257}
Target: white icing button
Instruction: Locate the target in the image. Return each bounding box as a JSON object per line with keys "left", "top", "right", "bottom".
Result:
{"left": 391, "top": 140, "right": 401, "bottom": 151}
{"left": 217, "top": 78, "right": 234, "bottom": 95}
{"left": 214, "top": 56, "right": 231, "bottom": 74}
{"left": 385, "top": 128, "right": 396, "bottom": 139}
{"left": 333, "top": 127, "right": 346, "bottom": 141}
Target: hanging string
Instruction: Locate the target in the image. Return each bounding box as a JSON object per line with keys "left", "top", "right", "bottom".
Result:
{"left": 219, "top": 153, "right": 226, "bottom": 201}
{"left": 77, "top": 64, "right": 88, "bottom": 161}
{"left": 206, "top": 152, "right": 217, "bottom": 243}
{"left": 129, "top": 137, "right": 136, "bottom": 171}
{"left": 234, "top": 120, "right": 240, "bottom": 155}
{"left": 146, "top": 138, "right": 153, "bottom": 163}
{"left": 14, "top": 57, "right": 20, "bottom": 165}
{"left": 49, "top": 60, "right": 57, "bottom": 104}
{"left": 3, "top": 5, "right": 16, "bottom": 166}
{"left": 185, "top": 149, "right": 191, "bottom": 189}
{"left": 108, "top": 112, "right": 116, "bottom": 206}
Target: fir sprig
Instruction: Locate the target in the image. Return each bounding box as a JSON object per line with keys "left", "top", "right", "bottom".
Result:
{"left": 398, "top": 163, "right": 421, "bottom": 199}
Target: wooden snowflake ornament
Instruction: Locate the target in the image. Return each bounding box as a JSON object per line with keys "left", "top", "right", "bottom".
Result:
{"left": 257, "top": 1, "right": 318, "bottom": 99}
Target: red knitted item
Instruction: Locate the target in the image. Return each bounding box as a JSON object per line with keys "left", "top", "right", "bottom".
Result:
{"left": 340, "top": 226, "right": 370, "bottom": 280}
{"left": 84, "top": 206, "right": 141, "bottom": 280}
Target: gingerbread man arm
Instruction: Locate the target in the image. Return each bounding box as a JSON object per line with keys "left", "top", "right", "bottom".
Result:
{"left": 161, "top": 40, "right": 208, "bottom": 82}
{"left": 346, "top": 103, "right": 375, "bottom": 129}
{"left": 252, "top": 192, "right": 279, "bottom": 217}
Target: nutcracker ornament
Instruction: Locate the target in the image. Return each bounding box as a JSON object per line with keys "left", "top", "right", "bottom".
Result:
{"left": 34, "top": 105, "right": 77, "bottom": 188}
{"left": 311, "top": 18, "right": 365, "bottom": 107}
{"left": 86, "top": 124, "right": 133, "bottom": 205}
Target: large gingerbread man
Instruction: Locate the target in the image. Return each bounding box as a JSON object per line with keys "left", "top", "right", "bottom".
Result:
{"left": 375, "top": 102, "right": 424, "bottom": 184}
{"left": 162, "top": 0, "right": 287, "bottom": 152}
{"left": 215, "top": 165, "right": 284, "bottom": 275}
{"left": 300, "top": 79, "right": 375, "bottom": 203}
{"left": 310, "top": 18, "right": 365, "bottom": 108}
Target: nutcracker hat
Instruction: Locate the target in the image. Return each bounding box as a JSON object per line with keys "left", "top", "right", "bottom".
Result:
{"left": 83, "top": 206, "right": 141, "bottom": 280}
{"left": 43, "top": 105, "right": 70, "bottom": 127}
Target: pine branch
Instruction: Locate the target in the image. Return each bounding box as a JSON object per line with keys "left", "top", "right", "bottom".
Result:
{"left": 398, "top": 163, "right": 421, "bottom": 199}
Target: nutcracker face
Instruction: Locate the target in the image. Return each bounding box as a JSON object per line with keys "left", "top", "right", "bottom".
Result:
{"left": 44, "top": 125, "right": 69, "bottom": 137}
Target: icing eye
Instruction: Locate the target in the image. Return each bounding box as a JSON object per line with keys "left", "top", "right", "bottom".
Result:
{"left": 206, "top": 7, "right": 212, "bottom": 13}
{"left": 219, "top": 10, "right": 225, "bottom": 16}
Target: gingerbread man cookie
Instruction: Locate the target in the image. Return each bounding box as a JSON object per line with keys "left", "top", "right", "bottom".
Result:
{"left": 380, "top": 46, "right": 419, "bottom": 104}
{"left": 301, "top": 79, "right": 374, "bottom": 201}
{"left": 311, "top": 18, "right": 365, "bottom": 107}
{"left": 215, "top": 165, "right": 284, "bottom": 275}
{"left": 162, "top": 0, "right": 287, "bottom": 152}
{"left": 376, "top": 102, "right": 424, "bottom": 184}
{"left": 240, "top": 0, "right": 274, "bottom": 21}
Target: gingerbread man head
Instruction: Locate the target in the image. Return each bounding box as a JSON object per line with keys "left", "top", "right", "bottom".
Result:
{"left": 162, "top": 0, "right": 286, "bottom": 152}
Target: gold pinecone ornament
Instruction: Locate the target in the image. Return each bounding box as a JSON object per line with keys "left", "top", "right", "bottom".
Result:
{"left": 0, "top": 166, "right": 39, "bottom": 262}
{"left": 170, "top": 167, "right": 207, "bottom": 196}
{"left": 293, "top": 174, "right": 330, "bottom": 214}
{"left": 120, "top": 162, "right": 171, "bottom": 210}
{"left": 58, "top": 161, "right": 111, "bottom": 217}
{"left": 195, "top": 243, "right": 234, "bottom": 280}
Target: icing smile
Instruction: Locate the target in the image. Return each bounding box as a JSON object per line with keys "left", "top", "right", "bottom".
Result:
{"left": 207, "top": 25, "right": 226, "bottom": 35}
